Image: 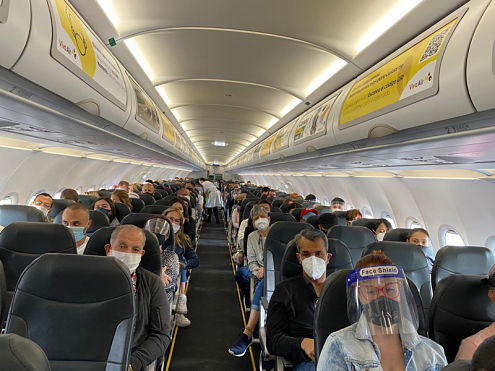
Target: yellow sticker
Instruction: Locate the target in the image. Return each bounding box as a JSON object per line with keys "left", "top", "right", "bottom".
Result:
{"left": 260, "top": 135, "right": 275, "bottom": 157}
{"left": 160, "top": 112, "right": 176, "bottom": 144}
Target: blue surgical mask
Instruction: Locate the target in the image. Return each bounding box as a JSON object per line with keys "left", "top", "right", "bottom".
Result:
{"left": 97, "top": 208, "right": 111, "bottom": 217}
{"left": 69, "top": 226, "right": 86, "bottom": 242}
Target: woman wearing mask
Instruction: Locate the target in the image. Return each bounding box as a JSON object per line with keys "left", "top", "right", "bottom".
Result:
{"left": 163, "top": 207, "right": 199, "bottom": 328}
{"left": 317, "top": 251, "right": 447, "bottom": 370}
{"left": 170, "top": 197, "right": 197, "bottom": 244}
{"left": 406, "top": 228, "right": 435, "bottom": 273}
{"left": 93, "top": 197, "right": 119, "bottom": 227}
{"left": 229, "top": 205, "right": 271, "bottom": 357}
{"left": 144, "top": 216, "right": 179, "bottom": 306}
{"left": 372, "top": 219, "right": 392, "bottom": 242}
{"left": 111, "top": 190, "right": 133, "bottom": 211}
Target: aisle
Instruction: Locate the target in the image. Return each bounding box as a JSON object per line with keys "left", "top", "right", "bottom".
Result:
{"left": 167, "top": 220, "right": 257, "bottom": 371}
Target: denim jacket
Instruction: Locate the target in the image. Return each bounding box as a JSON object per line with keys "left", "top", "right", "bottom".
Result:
{"left": 317, "top": 315, "right": 447, "bottom": 371}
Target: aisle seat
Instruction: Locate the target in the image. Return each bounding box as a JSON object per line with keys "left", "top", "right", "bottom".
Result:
{"left": 0, "top": 205, "right": 45, "bottom": 227}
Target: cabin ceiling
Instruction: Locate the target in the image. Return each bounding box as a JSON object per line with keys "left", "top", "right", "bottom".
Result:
{"left": 72, "top": 0, "right": 467, "bottom": 165}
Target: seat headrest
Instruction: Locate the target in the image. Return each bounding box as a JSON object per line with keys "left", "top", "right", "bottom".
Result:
{"left": 85, "top": 226, "right": 161, "bottom": 276}
{"left": 129, "top": 198, "right": 145, "bottom": 212}
{"left": 332, "top": 211, "right": 348, "bottom": 226}
{"left": 362, "top": 241, "right": 428, "bottom": 270}
{"left": 0, "top": 334, "right": 50, "bottom": 371}
{"left": 432, "top": 246, "right": 495, "bottom": 289}
{"left": 139, "top": 193, "right": 156, "bottom": 205}
{"left": 78, "top": 195, "right": 97, "bottom": 208}
{"left": 0, "top": 205, "right": 45, "bottom": 227}
{"left": 121, "top": 213, "right": 163, "bottom": 228}
{"left": 242, "top": 201, "right": 260, "bottom": 220}
{"left": 86, "top": 210, "right": 109, "bottom": 234}
{"left": 268, "top": 212, "right": 296, "bottom": 223}
{"left": 140, "top": 205, "right": 168, "bottom": 215}
{"left": 305, "top": 215, "right": 320, "bottom": 228}
{"left": 315, "top": 206, "right": 331, "bottom": 215}
{"left": 280, "top": 240, "right": 301, "bottom": 280}
{"left": 352, "top": 218, "right": 392, "bottom": 231}
{"left": 266, "top": 222, "right": 313, "bottom": 249}
{"left": 327, "top": 226, "right": 376, "bottom": 265}
{"left": 48, "top": 199, "right": 75, "bottom": 218}
{"left": 289, "top": 208, "right": 304, "bottom": 220}
{"left": 113, "top": 202, "right": 131, "bottom": 222}
{"left": 271, "top": 199, "right": 284, "bottom": 208}
{"left": 327, "top": 238, "right": 353, "bottom": 273}
{"left": 383, "top": 228, "right": 412, "bottom": 242}
{"left": 430, "top": 274, "right": 495, "bottom": 362}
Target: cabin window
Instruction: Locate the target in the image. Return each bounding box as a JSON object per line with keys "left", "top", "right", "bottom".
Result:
{"left": 87, "top": 185, "right": 95, "bottom": 192}
{"left": 382, "top": 212, "right": 396, "bottom": 229}
{"left": 485, "top": 236, "right": 495, "bottom": 253}
{"left": 362, "top": 207, "right": 373, "bottom": 218}
{"left": 100, "top": 184, "right": 107, "bottom": 190}
{"left": 442, "top": 228, "right": 465, "bottom": 247}
{"left": 75, "top": 186, "right": 82, "bottom": 194}
{"left": 54, "top": 188, "right": 65, "bottom": 199}
{"left": 407, "top": 218, "right": 422, "bottom": 229}
{"left": 0, "top": 193, "right": 18, "bottom": 205}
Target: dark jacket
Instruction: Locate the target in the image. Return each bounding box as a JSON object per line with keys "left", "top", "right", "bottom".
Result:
{"left": 130, "top": 267, "right": 171, "bottom": 370}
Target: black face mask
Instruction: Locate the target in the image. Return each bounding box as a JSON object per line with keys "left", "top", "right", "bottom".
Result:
{"left": 363, "top": 296, "right": 401, "bottom": 327}
{"left": 154, "top": 232, "right": 166, "bottom": 248}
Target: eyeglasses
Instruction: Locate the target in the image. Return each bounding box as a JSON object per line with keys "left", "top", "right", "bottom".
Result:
{"left": 358, "top": 282, "right": 400, "bottom": 300}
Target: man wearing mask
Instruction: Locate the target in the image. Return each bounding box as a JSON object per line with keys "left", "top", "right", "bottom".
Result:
{"left": 61, "top": 203, "right": 92, "bottom": 255}
{"left": 266, "top": 229, "right": 331, "bottom": 371}
{"left": 104, "top": 225, "right": 171, "bottom": 371}
{"left": 330, "top": 197, "right": 345, "bottom": 212}
{"left": 141, "top": 183, "right": 156, "bottom": 198}
{"left": 30, "top": 192, "right": 53, "bottom": 221}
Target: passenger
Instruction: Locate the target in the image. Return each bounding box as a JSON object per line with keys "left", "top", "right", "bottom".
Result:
{"left": 177, "top": 187, "right": 191, "bottom": 201}
{"left": 261, "top": 186, "right": 270, "bottom": 199}
{"left": 85, "top": 191, "right": 101, "bottom": 198}
{"left": 116, "top": 180, "right": 140, "bottom": 199}
{"left": 30, "top": 192, "right": 53, "bottom": 221}
{"left": 370, "top": 218, "right": 391, "bottom": 241}
{"left": 60, "top": 188, "right": 79, "bottom": 202}
{"left": 317, "top": 251, "right": 447, "bottom": 370}
{"left": 455, "top": 266, "right": 495, "bottom": 361}
{"left": 406, "top": 228, "right": 435, "bottom": 273}
{"left": 281, "top": 197, "right": 296, "bottom": 206}
{"left": 104, "top": 225, "right": 171, "bottom": 370}
{"left": 141, "top": 182, "right": 156, "bottom": 198}
{"left": 93, "top": 197, "right": 119, "bottom": 227}
{"left": 144, "top": 216, "right": 180, "bottom": 305}
{"left": 317, "top": 213, "right": 339, "bottom": 234}
{"left": 163, "top": 207, "right": 199, "bottom": 328}
{"left": 111, "top": 190, "right": 133, "bottom": 211}
{"left": 266, "top": 229, "right": 331, "bottom": 370}
{"left": 300, "top": 208, "right": 319, "bottom": 223}
{"left": 61, "top": 203, "right": 91, "bottom": 255}
{"left": 330, "top": 197, "right": 345, "bottom": 212}
{"left": 345, "top": 209, "right": 363, "bottom": 225}
{"left": 199, "top": 178, "right": 223, "bottom": 224}
{"left": 305, "top": 194, "right": 317, "bottom": 201}
{"left": 170, "top": 197, "right": 196, "bottom": 243}
{"left": 268, "top": 189, "right": 277, "bottom": 198}
{"left": 229, "top": 205, "right": 271, "bottom": 357}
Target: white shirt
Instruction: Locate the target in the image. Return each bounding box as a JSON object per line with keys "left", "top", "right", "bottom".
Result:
{"left": 76, "top": 236, "right": 89, "bottom": 255}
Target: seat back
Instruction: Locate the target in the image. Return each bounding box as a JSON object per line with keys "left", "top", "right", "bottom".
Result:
{"left": 271, "top": 206, "right": 282, "bottom": 213}
{"left": 140, "top": 205, "right": 168, "bottom": 215}
{"left": 0, "top": 334, "right": 51, "bottom": 371}
{"left": 327, "top": 226, "right": 376, "bottom": 266}
{"left": 154, "top": 199, "right": 173, "bottom": 206}
{"left": 6, "top": 254, "right": 134, "bottom": 370}
{"left": 121, "top": 213, "right": 164, "bottom": 228}
{"left": 268, "top": 212, "right": 296, "bottom": 224}
{"left": 432, "top": 246, "right": 495, "bottom": 290}
{"left": 327, "top": 238, "right": 353, "bottom": 274}
{"left": 129, "top": 198, "right": 145, "bottom": 212}
{"left": 0, "top": 222, "right": 76, "bottom": 311}
{"left": 139, "top": 193, "right": 156, "bottom": 205}
{"left": 332, "top": 211, "right": 347, "bottom": 226}
{"left": 383, "top": 228, "right": 412, "bottom": 242}
{"left": 85, "top": 226, "right": 161, "bottom": 276}
{"left": 242, "top": 200, "right": 259, "bottom": 221}
{"left": 315, "top": 206, "right": 330, "bottom": 215}
{"left": 113, "top": 202, "right": 131, "bottom": 222}
{"left": 306, "top": 215, "right": 320, "bottom": 228}
{"left": 0, "top": 206, "right": 45, "bottom": 227}
{"left": 264, "top": 222, "right": 313, "bottom": 302}
{"left": 239, "top": 198, "right": 258, "bottom": 221}
{"left": 78, "top": 195, "right": 97, "bottom": 209}
{"left": 289, "top": 208, "right": 304, "bottom": 221}
{"left": 429, "top": 274, "right": 495, "bottom": 362}
{"left": 86, "top": 210, "right": 110, "bottom": 235}
{"left": 0, "top": 260, "right": 7, "bottom": 324}
{"left": 362, "top": 241, "right": 433, "bottom": 313}
{"left": 48, "top": 199, "right": 74, "bottom": 219}
{"left": 271, "top": 198, "right": 284, "bottom": 208}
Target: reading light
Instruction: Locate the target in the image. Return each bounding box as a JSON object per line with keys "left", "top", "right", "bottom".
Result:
{"left": 214, "top": 141, "right": 226, "bottom": 147}
{"left": 124, "top": 38, "right": 155, "bottom": 82}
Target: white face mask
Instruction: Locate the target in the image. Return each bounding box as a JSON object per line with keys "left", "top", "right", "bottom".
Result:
{"left": 376, "top": 232, "right": 386, "bottom": 241}
{"left": 110, "top": 249, "right": 142, "bottom": 274}
{"left": 33, "top": 205, "right": 49, "bottom": 217}
{"left": 254, "top": 218, "right": 269, "bottom": 232}
{"left": 172, "top": 223, "right": 181, "bottom": 234}
{"left": 302, "top": 256, "right": 327, "bottom": 280}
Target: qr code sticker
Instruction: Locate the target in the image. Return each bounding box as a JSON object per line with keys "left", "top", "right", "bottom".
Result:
{"left": 419, "top": 27, "right": 450, "bottom": 63}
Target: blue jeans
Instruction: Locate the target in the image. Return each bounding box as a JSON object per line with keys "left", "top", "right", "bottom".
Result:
{"left": 180, "top": 269, "right": 187, "bottom": 283}
{"left": 251, "top": 279, "right": 263, "bottom": 311}
{"left": 293, "top": 361, "right": 314, "bottom": 371}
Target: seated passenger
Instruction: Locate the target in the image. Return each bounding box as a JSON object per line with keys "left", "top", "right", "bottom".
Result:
{"left": 111, "top": 190, "right": 133, "bottom": 211}
{"left": 318, "top": 251, "right": 447, "bottom": 370}
{"left": 30, "top": 192, "right": 53, "bottom": 221}
{"left": 317, "top": 213, "right": 339, "bottom": 234}
{"left": 163, "top": 207, "right": 199, "bottom": 328}
{"left": 300, "top": 208, "right": 319, "bottom": 223}
{"left": 93, "top": 197, "right": 119, "bottom": 226}
{"left": 305, "top": 194, "right": 317, "bottom": 201}
{"left": 281, "top": 197, "right": 296, "bottom": 206}
{"left": 176, "top": 187, "right": 191, "bottom": 201}
{"left": 144, "top": 216, "right": 179, "bottom": 305}
{"left": 104, "top": 225, "right": 171, "bottom": 370}
{"left": 61, "top": 203, "right": 92, "bottom": 254}
{"left": 268, "top": 189, "right": 277, "bottom": 198}
{"left": 330, "top": 197, "right": 345, "bottom": 212}
{"left": 60, "top": 188, "right": 79, "bottom": 202}
{"left": 455, "top": 266, "right": 495, "bottom": 361}
{"left": 141, "top": 183, "right": 156, "bottom": 198}
{"left": 345, "top": 209, "right": 363, "bottom": 225}
{"left": 117, "top": 180, "right": 140, "bottom": 199}
{"left": 229, "top": 205, "right": 271, "bottom": 357}
{"left": 266, "top": 229, "right": 331, "bottom": 370}
{"left": 406, "top": 228, "right": 435, "bottom": 273}
{"left": 370, "top": 218, "right": 391, "bottom": 241}
{"left": 170, "top": 198, "right": 196, "bottom": 243}
{"left": 261, "top": 186, "right": 270, "bottom": 199}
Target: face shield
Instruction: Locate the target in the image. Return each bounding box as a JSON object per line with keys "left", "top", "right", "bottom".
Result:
{"left": 144, "top": 218, "right": 171, "bottom": 248}
{"left": 346, "top": 265, "right": 419, "bottom": 336}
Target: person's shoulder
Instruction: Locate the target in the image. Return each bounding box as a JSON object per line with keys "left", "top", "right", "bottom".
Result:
{"left": 137, "top": 267, "right": 160, "bottom": 285}
{"left": 417, "top": 334, "right": 446, "bottom": 355}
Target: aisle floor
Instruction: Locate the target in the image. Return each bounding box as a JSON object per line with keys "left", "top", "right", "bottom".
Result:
{"left": 167, "top": 221, "right": 258, "bottom": 370}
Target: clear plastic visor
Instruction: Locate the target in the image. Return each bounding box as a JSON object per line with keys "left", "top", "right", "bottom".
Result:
{"left": 346, "top": 265, "right": 419, "bottom": 336}
{"left": 144, "top": 218, "right": 170, "bottom": 239}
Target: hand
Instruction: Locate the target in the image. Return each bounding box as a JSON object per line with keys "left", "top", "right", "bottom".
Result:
{"left": 161, "top": 267, "right": 172, "bottom": 286}
{"left": 300, "top": 338, "right": 315, "bottom": 362}
{"left": 255, "top": 267, "right": 264, "bottom": 279}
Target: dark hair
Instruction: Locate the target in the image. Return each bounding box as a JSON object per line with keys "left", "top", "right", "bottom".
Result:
{"left": 331, "top": 197, "right": 345, "bottom": 205}
{"left": 295, "top": 229, "right": 328, "bottom": 252}
{"left": 355, "top": 250, "right": 394, "bottom": 269}
{"left": 93, "top": 197, "right": 116, "bottom": 221}
{"left": 261, "top": 186, "right": 270, "bottom": 193}
{"left": 372, "top": 218, "right": 392, "bottom": 233}
{"left": 406, "top": 228, "right": 430, "bottom": 240}
{"left": 305, "top": 194, "right": 316, "bottom": 201}
{"left": 472, "top": 335, "right": 495, "bottom": 371}
{"left": 345, "top": 209, "right": 362, "bottom": 222}
{"left": 35, "top": 192, "right": 53, "bottom": 201}
{"left": 61, "top": 188, "right": 79, "bottom": 202}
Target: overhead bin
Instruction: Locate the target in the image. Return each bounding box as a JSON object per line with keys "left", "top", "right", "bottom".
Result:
{"left": 0, "top": 0, "right": 31, "bottom": 69}
{"left": 466, "top": 1, "right": 495, "bottom": 112}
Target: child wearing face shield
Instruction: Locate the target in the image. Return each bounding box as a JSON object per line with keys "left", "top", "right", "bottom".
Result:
{"left": 317, "top": 251, "right": 447, "bottom": 370}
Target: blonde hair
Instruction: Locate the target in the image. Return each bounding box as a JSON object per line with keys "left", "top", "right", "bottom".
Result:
{"left": 112, "top": 190, "right": 133, "bottom": 211}
{"left": 162, "top": 207, "right": 192, "bottom": 250}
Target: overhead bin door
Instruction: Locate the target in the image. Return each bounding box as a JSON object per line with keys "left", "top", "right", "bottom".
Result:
{"left": 0, "top": 0, "right": 30, "bottom": 69}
